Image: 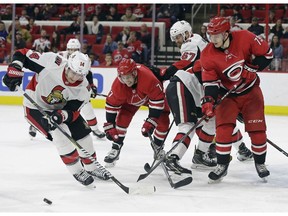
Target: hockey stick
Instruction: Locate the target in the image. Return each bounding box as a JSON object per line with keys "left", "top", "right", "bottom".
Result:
{"left": 237, "top": 115, "right": 288, "bottom": 157}
{"left": 96, "top": 93, "right": 108, "bottom": 97}
{"left": 137, "top": 85, "right": 237, "bottom": 182}
{"left": 144, "top": 119, "right": 175, "bottom": 172}
{"left": 23, "top": 92, "right": 156, "bottom": 194}
{"left": 148, "top": 133, "right": 192, "bottom": 188}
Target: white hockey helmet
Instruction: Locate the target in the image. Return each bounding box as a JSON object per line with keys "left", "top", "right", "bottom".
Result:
{"left": 67, "top": 38, "right": 81, "bottom": 50}
{"left": 67, "top": 51, "right": 90, "bottom": 77}
{"left": 170, "top": 20, "right": 192, "bottom": 42}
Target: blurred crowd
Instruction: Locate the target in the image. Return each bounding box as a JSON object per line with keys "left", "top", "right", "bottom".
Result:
{"left": 0, "top": 3, "right": 190, "bottom": 65}
{"left": 1, "top": 3, "right": 288, "bottom": 70}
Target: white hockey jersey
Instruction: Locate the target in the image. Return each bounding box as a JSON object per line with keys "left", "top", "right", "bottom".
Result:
{"left": 174, "top": 34, "right": 208, "bottom": 108}
{"left": 18, "top": 49, "right": 90, "bottom": 112}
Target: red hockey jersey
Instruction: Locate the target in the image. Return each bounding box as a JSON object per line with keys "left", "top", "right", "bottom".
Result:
{"left": 105, "top": 64, "right": 165, "bottom": 119}
{"left": 200, "top": 30, "right": 273, "bottom": 94}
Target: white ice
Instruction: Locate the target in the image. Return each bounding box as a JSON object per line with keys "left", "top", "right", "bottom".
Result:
{"left": 0, "top": 105, "right": 288, "bottom": 214}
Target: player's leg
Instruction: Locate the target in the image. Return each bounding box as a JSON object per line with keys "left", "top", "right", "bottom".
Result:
{"left": 81, "top": 102, "right": 105, "bottom": 139}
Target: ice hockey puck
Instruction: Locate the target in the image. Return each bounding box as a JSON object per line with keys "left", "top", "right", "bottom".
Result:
{"left": 43, "top": 198, "right": 52, "bottom": 205}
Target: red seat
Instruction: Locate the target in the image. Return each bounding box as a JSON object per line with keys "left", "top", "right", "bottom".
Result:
{"left": 157, "top": 18, "right": 171, "bottom": 29}
{"left": 83, "top": 34, "right": 96, "bottom": 45}
{"left": 274, "top": 9, "right": 285, "bottom": 21}
{"left": 284, "top": 9, "right": 288, "bottom": 22}
{"left": 41, "top": 25, "right": 56, "bottom": 34}
{"left": 130, "top": 26, "right": 140, "bottom": 32}
{"left": 65, "top": 34, "right": 77, "bottom": 43}
{"left": 32, "top": 34, "right": 41, "bottom": 41}
{"left": 92, "top": 44, "right": 105, "bottom": 55}
{"left": 281, "top": 39, "right": 288, "bottom": 48}
{"left": 225, "top": 9, "right": 234, "bottom": 16}
{"left": 111, "top": 26, "right": 124, "bottom": 35}
{"left": 103, "top": 26, "right": 110, "bottom": 34}
{"left": 240, "top": 9, "right": 252, "bottom": 23}
{"left": 253, "top": 10, "right": 266, "bottom": 22}
{"left": 56, "top": 25, "right": 68, "bottom": 32}
{"left": 16, "top": 7, "right": 24, "bottom": 15}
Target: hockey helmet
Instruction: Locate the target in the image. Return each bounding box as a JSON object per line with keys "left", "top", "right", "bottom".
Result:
{"left": 67, "top": 51, "right": 90, "bottom": 77}
{"left": 67, "top": 38, "right": 81, "bottom": 50}
{"left": 170, "top": 20, "right": 192, "bottom": 42}
{"left": 117, "top": 58, "right": 137, "bottom": 76}
{"left": 207, "top": 17, "right": 230, "bottom": 35}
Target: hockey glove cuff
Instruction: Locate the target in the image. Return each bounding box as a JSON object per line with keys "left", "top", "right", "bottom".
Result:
{"left": 242, "top": 63, "right": 258, "bottom": 81}
{"left": 201, "top": 96, "right": 215, "bottom": 119}
{"left": 141, "top": 117, "right": 158, "bottom": 137}
{"left": 90, "top": 84, "right": 98, "bottom": 98}
{"left": 4, "top": 63, "right": 24, "bottom": 91}
{"left": 103, "top": 122, "right": 119, "bottom": 141}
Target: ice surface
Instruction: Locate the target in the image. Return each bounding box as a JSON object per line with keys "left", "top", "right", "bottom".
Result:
{"left": 0, "top": 105, "right": 288, "bottom": 213}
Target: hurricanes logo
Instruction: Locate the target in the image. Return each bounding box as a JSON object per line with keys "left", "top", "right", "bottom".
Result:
{"left": 223, "top": 60, "right": 244, "bottom": 82}
{"left": 41, "top": 85, "right": 66, "bottom": 105}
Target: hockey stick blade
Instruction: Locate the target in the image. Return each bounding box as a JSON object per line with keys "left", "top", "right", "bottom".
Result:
{"left": 144, "top": 163, "right": 152, "bottom": 172}
{"left": 173, "top": 177, "right": 193, "bottom": 189}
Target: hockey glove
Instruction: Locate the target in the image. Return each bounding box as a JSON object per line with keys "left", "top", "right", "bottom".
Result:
{"left": 103, "top": 122, "right": 119, "bottom": 141}
{"left": 241, "top": 63, "right": 258, "bottom": 82}
{"left": 90, "top": 84, "right": 98, "bottom": 98}
{"left": 141, "top": 117, "right": 158, "bottom": 137}
{"left": 3, "top": 63, "right": 24, "bottom": 91}
{"left": 50, "top": 110, "right": 72, "bottom": 125}
{"left": 201, "top": 96, "right": 215, "bottom": 119}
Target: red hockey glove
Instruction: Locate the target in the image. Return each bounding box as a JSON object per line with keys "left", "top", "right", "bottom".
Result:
{"left": 50, "top": 110, "right": 72, "bottom": 124}
{"left": 3, "top": 63, "right": 24, "bottom": 91}
{"left": 90, "top": 84, "right": 98, "bottom": 98}
{"left": 103, "top": 122, "right": 119, "bottom": 141}
{"left": 201, "top": 96, "right": 215, "bottom": 119}
{"left": 241, "top": 63, "right": 258, "bottom": 82}
{"left": 141, "top": 117, "right": 158, "bottom": 137}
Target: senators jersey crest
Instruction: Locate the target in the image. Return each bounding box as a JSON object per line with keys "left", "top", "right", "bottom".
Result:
{"left": 41, "top": 85, "right": 66, "bottom": 105}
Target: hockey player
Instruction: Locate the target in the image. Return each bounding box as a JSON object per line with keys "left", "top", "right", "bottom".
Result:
{"left": 152, "top": 20, "right": 252, "bottom": 175}
{"left": 103, "top": 58, "right": 170, "bottom": 167}
{"left": 29, "top": 38, "right": 105, "bottom": 139}
{"left": 200, "top": 17, "right": 273, "bottom": 182}
{"left": 3, "top": 50, "right": 109, "bottom": 186}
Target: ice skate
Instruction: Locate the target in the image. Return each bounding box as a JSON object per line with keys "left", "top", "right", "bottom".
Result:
{"left": 208, "top": 163, "right": 229, "bottom": 183}
{"left": 87, "top": 167, "right": 110, "bottom": 180}
{"left": 192, "top": 148, "right": 217, "bottom": 169}
{"left": 237, "top": 143, "right": 253, "bottom": 161}
{"left": 153, "top": 144, "right": 165, "bottom": 160}
{"left": 255, "top": 163, "right": 270, "bottom": 181}
{"left": 29, "top": 125, "right": 37, "bottom": 138}
{"left": 104, "top": 147, "right": 121, "bottom": 167}
{"left": 164, "top": 154, "right": 192, "bottom": 176}
{"left": 73, "top": 169, "right": 94, "bottom": 186}
{"left": 92, "top": 129, "right": 106, "bottom": 139}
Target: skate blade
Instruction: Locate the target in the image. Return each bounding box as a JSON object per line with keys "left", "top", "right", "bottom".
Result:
{"left": 260, "top": 176, "right": 268, "bottom": 183}
{"left": 86, "top": 183, "right": 97, "bottom": 189}
{"left": 208, "top": 177, "right": 224, "bottom": 184}
{"left": 105, "top": 161, "right": 116, "bottom": 168}
{"left": 191, "top": 163, "right": 216, "bottom": 170}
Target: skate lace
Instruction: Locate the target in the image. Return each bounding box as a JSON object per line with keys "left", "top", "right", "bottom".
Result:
{"left": 108, "top": 149, "right": 119, "bottom": 157}
{"left": 214, "top": 164, "right": 227, "bottom": 175}
{"left": 256, "top": 164, "right": 267, "bottom": 172}
{"left": 203, "top": 152, "right": 216, "bottom": 163}
{"left": 74, "top": 170, "right": 90, "bottom": 181}
{"left": 90, "top": 167, "right": 111, "bottom": 179}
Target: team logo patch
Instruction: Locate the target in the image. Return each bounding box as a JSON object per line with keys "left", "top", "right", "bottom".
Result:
{"left": 41, "top": 85, "right": 66, "bottom": 105}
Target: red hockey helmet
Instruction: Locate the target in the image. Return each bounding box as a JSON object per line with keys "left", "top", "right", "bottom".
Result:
{"left": 207, "top": 17, "right": 230, "bottom": 35}
{"left": 117, "top": 58, "right": 136, "bottom": 76}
